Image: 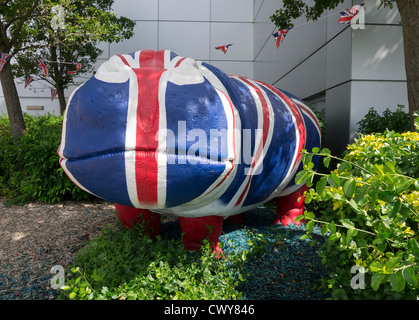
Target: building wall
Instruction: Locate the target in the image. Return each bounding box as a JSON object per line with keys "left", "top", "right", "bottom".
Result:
{"left": 253, "top": 0, "right": 408, "bottom": 154}
{"left": 0, "top": 0, "right": 254, "bottom": 116}
{"left": 0, "top": 0, "right": 409, "bottom": 156}
{"left": 349, "top": 1, "right": 408, "bottom": 142}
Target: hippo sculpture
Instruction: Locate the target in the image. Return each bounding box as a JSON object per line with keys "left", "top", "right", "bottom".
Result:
{"left": 58, "top": 49, "right": 321, "bottom": 254}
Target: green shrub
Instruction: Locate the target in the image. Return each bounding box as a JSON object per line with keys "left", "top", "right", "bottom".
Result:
{"left": 357, "top": 105, "right": 410, "bottom": 134}
{"left": 58, "top": 222, "right": 250, "bottom": 300}
{"left": 0, "top": 113, "right": 90, "bottom": 204}
{"left": 297, "top": 137, "right": 419, "bottom": 299}
{"left": 345, "top": 130, "right": 419, "bottom": 178}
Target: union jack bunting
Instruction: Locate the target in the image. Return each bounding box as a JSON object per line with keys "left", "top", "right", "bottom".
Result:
{"left": 338, "top": 3, "right": 364, "bottom": 24}
{"left": 272, "top": 28, "right": 292, "bottom": 49}
{"left": 0, "top": 52, "right": 12, "bottom": 72}
{"left": 58, "top": 50, "right": 321, "bottom": 218}
{"left": 36, "top": 59, "right": 49, "bottom": 77}
{"left": 51, "top": 88, "right": 57, "bottom": 101}
{"left": 24, "top": 76, "right": 33, "bottom": 88}
{"left": 215, "top": 44, "right": 233, "bottom": 54}
{"left": 67, "top": 62, "right": 84, "bottom": 75}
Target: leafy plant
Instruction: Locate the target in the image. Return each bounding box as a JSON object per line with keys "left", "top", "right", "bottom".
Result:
{"left": 58, "top": 222, "right": 252, "bottom": 300}
{"left": 0, "top": 113, "right": 90, "bottom": 204}
{"left": 295, "top": 145, "right": 419, "bottom": 299}
{"left": 357, "top": 105, "right": 410, "bottom": 134}
{"left": 345, "top": 130, "right": 419, "bottom": 178}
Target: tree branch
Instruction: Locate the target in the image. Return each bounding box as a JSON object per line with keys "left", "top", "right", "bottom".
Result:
{"left": 9, "top": 0, "right": 41, "bottom": 48}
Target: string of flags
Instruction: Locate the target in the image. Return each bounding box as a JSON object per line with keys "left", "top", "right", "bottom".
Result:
{"left": 214, "top": 3, "right": 364, "bottom": 53}
{"left": 1, "top": 2, "right": 364, "bottom": 102}
{"left": 1, "top": 54, "right": 84, "bottom": 100}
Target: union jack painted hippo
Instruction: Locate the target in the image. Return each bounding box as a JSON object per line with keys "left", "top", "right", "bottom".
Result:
{"left": 58, "top": 50, "right": 321, "bottom": 254}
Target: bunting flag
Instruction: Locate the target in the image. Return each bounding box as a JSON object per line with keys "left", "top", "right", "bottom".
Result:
{"left": 0, "top": 52, "right": 12, "bottom": 72}
{"left": 36, "top": 59, "right": 49, "bottom": 77}
{"left": 338, "top": 3, "right": 364, "bottom": 24}
{"left": 215, "top": 44, "right": 233, "bottom": 54}
{"left": 51, "top": 88, "right": 57, "bottom": 101}
{"left": 24, "top": 76, "right": 34, "bottom": 88}
{"left": 67, "top": 62, "right": 84, "bottom": 75}
{"left": 272, "top": 28, "right": 292, "bottom": 49}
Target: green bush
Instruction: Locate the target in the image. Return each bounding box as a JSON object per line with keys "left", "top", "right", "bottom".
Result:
{"left": 357, "top": 105, "right": 410, "bottom": 134}
{"left": 0, "top": 113, "right": 90, "bottom": 204}
{"left": 297, "top": 132, "right": 419, "bottom": 299}
{"left": 345, "top": 130, "right": 419, "bottom": 178}
{"left": 57, "top": 222, "right": 251, "bottom": 300}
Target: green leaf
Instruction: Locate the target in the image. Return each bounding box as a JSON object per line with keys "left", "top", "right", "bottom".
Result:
{"left": 343, "top": 178, "right": 356, "bottom": 198}
{"left": 407, "top": 238, "right": 419, "bottom": 252}
{"left": 371, "top": 273, "right": 386, "bottom": 291}
{"left": 320, "top": 148, "right": 331, "bottom": 156}
{"left": 306, "top": 220, "right": 314, "bottom": 233}
{"left": 373, "top": 164, "right": 384, "bottom": 175}
{"left": 295, "top": 171, "right": 308, "bottom": 185}
{"left": 316, "top": 176, "right": 327, "bottom": 195}
{"left": 390, "top": 271, "right": 405, "bottom": 292}
{"left": 385, "top": 257, "right": 401, "bottom": 271}
{"left": 305, "top": 171, "right": 315, "bottom": 187}
{"left": 391, "top": 199, "right": 402, "bottom": 216}
{"left": 320, "top": 224, "right": 328, "bottom": 236}
{"left": 395, "top": 179, "right": 412, "bottom": 194}
{"left": 323, "top": 156, "right": 331, "bottom": 168}
{"left": 304, "top": 211, "right": 315, "bottom": 219}
{"left": 347, "top": 198, "right": 359, "bottom": 211}
{"left": 402, "top": 267, "right": 417, "bottom": 287}
{"left": 328, "top": 221, "right": 336, "bottom": 233}
{"left": 294, "top": 215, "right": 305, "bottom": 222}
{"left": 341, "top": 218, "right": 355, "bottom": 230}
{"left": 369, "top": 262, "right": 383, "bottom": 272}
{"left": 328, "top": 172, "right": 340, "bottom": 188}
{"left": 338, "top": 161, "right": 352, "bottom": 174}
{"left": 383, "top": 161, "right": 396, "bottom": 174}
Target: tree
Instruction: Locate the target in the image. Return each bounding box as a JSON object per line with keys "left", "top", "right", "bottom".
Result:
{"left": 0, "top": 0, "right": 42, "bottom": 137}
{"left": 270, "top": 0, "right": 419, "bottom": 132}
{"left": 13, "top": 0, "right": 135, "bottom": 114}
{"left": 0, "top": 0, "right": 134, "bottom": 137}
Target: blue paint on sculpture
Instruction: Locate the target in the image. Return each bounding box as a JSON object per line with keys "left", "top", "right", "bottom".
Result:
{"left": 58, "top": 50, "right": 321, "bottom": 223}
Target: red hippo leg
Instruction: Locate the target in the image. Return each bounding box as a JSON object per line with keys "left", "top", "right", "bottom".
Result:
{"left": 274, "top": 185, "right": 309, "bottom": 226}
{"left": 115, "top": 203, "right": 161, "bottom": 240}
{"left": 178, "top": 215, "right": 224, "bottom": 256}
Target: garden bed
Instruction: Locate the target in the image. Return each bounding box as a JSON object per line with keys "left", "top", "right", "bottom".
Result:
{"left": 0, "top": 198, "right": 328, "bottom": 300}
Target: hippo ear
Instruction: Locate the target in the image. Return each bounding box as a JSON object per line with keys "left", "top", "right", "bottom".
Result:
{"left": 94, "top": 56, "right": 130, "bottom": 83}
{"left": 166, "top": 61, "right": 205, "bottom": 86}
